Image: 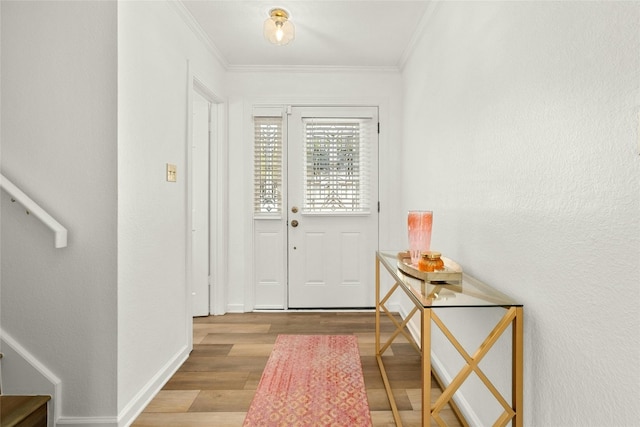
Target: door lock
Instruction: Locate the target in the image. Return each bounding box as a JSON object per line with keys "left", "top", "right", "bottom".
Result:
{"left": 290, "top": 219, "right": 299, "bottom": 227}
{"left": 291, "top": 206, "right": 298, "bottom": 213}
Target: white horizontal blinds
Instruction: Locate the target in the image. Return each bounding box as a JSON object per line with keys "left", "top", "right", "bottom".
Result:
{"left": 254, "top": 116, "right": 283, "bottom": 214}
{"left": 302, "top": 117, "right": 372, "bottom": 213}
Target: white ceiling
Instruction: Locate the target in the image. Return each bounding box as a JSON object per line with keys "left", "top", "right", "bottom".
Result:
{"left": 180, "top": 0, "right": 432, "bottom": 70}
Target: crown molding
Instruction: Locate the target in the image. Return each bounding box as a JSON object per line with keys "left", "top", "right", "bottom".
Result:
{"left": 397, "top": 1, "right": 442, "bottom": 71}
{"left": 226, "top": 64, "right": 401, "bottom": 74}
{"left": 169, "top": 0, "right": 229, "bottom": 70}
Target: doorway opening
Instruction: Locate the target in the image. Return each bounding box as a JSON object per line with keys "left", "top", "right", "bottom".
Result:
{"left": 186, "top": 74, "right": 227, "bottom": 332}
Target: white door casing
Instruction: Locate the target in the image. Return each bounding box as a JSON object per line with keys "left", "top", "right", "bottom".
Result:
{"left": 287, "top": 106, "right": 379, "bottom": 308}
{"left": 191, "top": 91, "right": 211, "bottom": 316}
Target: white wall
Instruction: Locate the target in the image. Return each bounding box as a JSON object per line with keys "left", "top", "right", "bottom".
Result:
{"left": 1, "top": 1, "right": 118, "bottom": 423}
{"left": 1, "top": 1, "right": 227, "bottom": 425}
{"left": 117, "top": 1, "right": 226, "bottom": 423}
{"left": 225, "top": 70, "right": 403, "bottom": 311}
{"left": 401, "top": 2, "right": 640, "bottom": 425}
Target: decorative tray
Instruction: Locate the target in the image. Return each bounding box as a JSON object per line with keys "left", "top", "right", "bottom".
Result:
{"left": 396, "top": 251, "right": 463, "bottom": 283}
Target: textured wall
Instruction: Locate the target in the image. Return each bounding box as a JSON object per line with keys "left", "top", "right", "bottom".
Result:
{"left": 1, "top": 0, "right": 227, "bottom": 423}
{"left": 1, "top": 0, "right": 118, "bottom": 420}
{"left": 117, "top": 0, "right": 227, "bottom": 420}
{"left": 401, "top": 2, "right": 639, "bottom": 425}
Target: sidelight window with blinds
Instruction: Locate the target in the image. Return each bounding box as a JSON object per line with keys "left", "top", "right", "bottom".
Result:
{"left": 302, "top": 118, "right": 372, "bottom": 214}
{"left": 254, "top": 116, "right": 283, "bottom": 214}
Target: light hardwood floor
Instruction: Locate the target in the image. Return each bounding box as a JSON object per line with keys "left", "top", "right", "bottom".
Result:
{"left": 132, "top": 312, "right": 461, "bottom": 427}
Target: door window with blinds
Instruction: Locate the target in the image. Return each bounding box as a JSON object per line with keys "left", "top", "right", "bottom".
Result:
{"left": 253, "top": 115, "right": 283, "bottom": 215}
{"left": 302, "top": 118, "right": 373, "bottom": 214}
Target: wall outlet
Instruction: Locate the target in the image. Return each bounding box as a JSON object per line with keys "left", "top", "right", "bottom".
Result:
{"left": 166, "top": 163, "right": 177, "bottom": 182}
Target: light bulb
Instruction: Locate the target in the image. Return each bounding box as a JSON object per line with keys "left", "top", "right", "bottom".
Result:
{"left": 264, "top": 8, "right": 294, "bottom": 45}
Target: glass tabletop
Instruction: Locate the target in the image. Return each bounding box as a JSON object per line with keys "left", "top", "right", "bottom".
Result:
{"left": 377, "top": 251, "right": 522, "bottom": 308}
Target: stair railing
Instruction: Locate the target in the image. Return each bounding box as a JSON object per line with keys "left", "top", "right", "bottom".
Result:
{"left": 0, "top": 173, "right": 68, "bottom": 248}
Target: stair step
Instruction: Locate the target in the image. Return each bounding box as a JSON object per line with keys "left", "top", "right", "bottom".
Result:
{"left": 0, "top": 395, "right": 50, "bottom": 427}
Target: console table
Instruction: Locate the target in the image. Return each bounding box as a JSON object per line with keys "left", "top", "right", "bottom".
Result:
{"left": 375, "top": 251, "right": 523, "bottom": 427}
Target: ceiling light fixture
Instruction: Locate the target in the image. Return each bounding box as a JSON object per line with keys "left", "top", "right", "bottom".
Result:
{"left": 264, "top": 8, "right": 295, "bottom": 46}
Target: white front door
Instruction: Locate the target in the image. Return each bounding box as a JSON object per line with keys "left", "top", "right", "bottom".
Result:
{"left": 287, "top": 106, "right": 379, "bottom": 308}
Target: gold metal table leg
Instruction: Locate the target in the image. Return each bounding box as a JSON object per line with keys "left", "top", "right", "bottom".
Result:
{"left": 375, "top": 256, "right": 403, "bottom": 427}
{"left": 513, "top": 307, "right": 524, "bottom": 427}
{"left": 422, "top": 307, "right": 431, "bottom": 427}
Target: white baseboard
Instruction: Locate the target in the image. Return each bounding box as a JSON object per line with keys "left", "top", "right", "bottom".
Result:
{"left": 116, "top": 344, "right": 191, "bottom": 427}
{"left": 226, "top": 303, "right": 246, "bottom": 313}
{"left": 253, "top": 305, "right": 285, "bottom": 310}
{"left": 0, "top": 329, "right": 61, "bottom": 427}
{"left": 55, "top": 416, "right": 118, "bottom": 427}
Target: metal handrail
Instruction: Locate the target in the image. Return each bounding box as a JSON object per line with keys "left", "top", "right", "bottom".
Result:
{"left": 0, "top": 174, "right": 68, "bottom": 248}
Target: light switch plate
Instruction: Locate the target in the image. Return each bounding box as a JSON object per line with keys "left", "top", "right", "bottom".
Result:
{"left": 166, "top": 163, "right": 177, "bottom": 182}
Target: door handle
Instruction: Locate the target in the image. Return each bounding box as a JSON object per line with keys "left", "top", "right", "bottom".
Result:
{"left": 291, "top": 206, "right": 298, "bottom": 213}
{"left": 290, "top": 219, "right": 299, "bottom": 227}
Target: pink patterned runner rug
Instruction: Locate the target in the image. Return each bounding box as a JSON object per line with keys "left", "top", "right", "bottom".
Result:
{"left": 243, "top": 335, "right": 372, "bottom": 427}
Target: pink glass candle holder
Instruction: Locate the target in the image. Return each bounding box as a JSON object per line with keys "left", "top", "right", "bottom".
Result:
{"left": 407, "top": 210, "right": 433, "bottom": 265}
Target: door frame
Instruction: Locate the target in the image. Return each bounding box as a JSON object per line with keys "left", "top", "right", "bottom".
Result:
{"left": 191, "top": 88, "right": 212, "bottom": 317}
{"left": 249, "top": 98, "right": 387, "bottom": 311}
{"left": 186, "top": 63, "right": 228, "bottom": 349}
